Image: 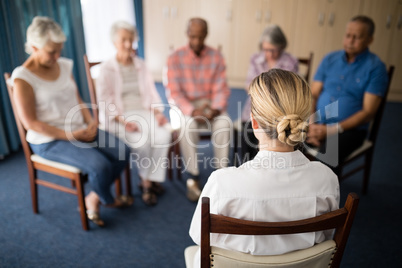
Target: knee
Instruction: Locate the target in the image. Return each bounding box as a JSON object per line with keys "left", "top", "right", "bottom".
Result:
{"left": 153, "top": 128, "right": 172, "bottom": 145}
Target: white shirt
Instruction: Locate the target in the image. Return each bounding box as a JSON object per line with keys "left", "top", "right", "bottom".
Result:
{"left": 189, "top": 150, "right": 339, "bottom": 267}
{"left": 11, "top": 58, "right": 85, "bottom": 144}
{"left": 119, "top": 63, "right": 142, "bottom": 112}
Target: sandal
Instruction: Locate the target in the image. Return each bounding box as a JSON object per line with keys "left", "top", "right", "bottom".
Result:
{"left": 104, "top": 195, "right": 134, "bottom": 208}
{"left": 117, "top": 195, "right": 134, "bottom": 206}
{"left": 86, "top": 210, "right": 105, "bottom": 227}
{"left": 142, "top": 188, "right": 157, "bottom": 206}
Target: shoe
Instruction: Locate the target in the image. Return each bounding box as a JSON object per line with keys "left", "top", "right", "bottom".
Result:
{"left": 151, "top": 182, "right": 165, "bottom": 195}
{"left": 186, "top": 179, "right": 201, "bottom": 202}
{"left": 142, "top": 188, "right": 157, "bottom": 206}
{"left": 86, "top": 210, "right": 105, "bottom": 227}
{"left": 138, "top": 182, "right": 165, "bottom": 196}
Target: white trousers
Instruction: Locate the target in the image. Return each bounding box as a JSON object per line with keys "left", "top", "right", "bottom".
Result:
{"left": 177, "top": 100, "right": 232, "bottom": 176}
{"left": 116, "top": 110, "right": 171, "bottom": 182}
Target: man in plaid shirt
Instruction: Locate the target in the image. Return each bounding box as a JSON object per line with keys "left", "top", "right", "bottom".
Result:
{"left": 166, "top": 18, "right": 232, "bottom": 202}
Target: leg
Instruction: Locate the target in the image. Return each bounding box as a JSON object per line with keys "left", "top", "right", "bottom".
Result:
{"left": 179, "top": 116, "right": 201, "bottom": 201}
{"left": 211, "top": 112, "right": 232, "bottom": 169}
{"left": 30, "top": 131, "right": 129, "bottom": 205}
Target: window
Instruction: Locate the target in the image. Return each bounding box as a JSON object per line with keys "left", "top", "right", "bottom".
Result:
{"left": 81, "top": 0, "right": 136, "bottom": 64}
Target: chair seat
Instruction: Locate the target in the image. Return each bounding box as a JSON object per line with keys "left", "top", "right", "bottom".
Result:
{"left": 211, "top": 240, "right": 336, "bottom": 268}
{"left": 31, "top": 154, "right": 81, "bottom": 173}
{"left": 344, "top": 140, "right": 372, "bottom": 161}
{"left": 185, "top": 240, "right": 336, "bottom": 268}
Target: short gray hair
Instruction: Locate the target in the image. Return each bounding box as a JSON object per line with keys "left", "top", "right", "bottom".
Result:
{"left": 259, "top": 25, "right": 287, "bottom": 51}
{"left": 25, "top": 16, "right": 66, "bottom": 54}
{"left": 350, "top": 15, "right": 375, "bottom": 37}
{"left": 110, "top": 21, "right": 138, "bottom": 43}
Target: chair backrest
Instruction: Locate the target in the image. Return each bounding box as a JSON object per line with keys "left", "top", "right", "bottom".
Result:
{"left": 83, "top": 54, "right": 101, "bottom": 123}
{"left": 200, "top": 193, "right": 359, "bottom": 268}
{"left": 4, "top": 72, "right": 35, "bottom": 171}
{"left": 298, "top": 52, "right": 313, "bottom": 83}
{"left": 367, "top": 65, "right": 395, "bottom": 143}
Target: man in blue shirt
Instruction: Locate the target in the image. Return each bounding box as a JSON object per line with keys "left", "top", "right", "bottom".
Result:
{"left": 307, "top": 15, "right": 388, "bottom": 170}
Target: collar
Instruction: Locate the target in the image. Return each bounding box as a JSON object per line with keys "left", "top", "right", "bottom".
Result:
{"left": 342, "top": 48, "right": 370, "bottom": 63}
{"left": 248, "top": 150, "right": 310, "bottom": 169}
{"left": 110, "top": 55, "right": 140, "bottom": 71}
{"left": 186, "top": 44, "right": 209, "bottom": 58}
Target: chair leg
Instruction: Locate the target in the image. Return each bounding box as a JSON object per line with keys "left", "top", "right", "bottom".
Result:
{"left": 362, "top": 150, "right": 374, "bottom": 195}
{"left": 124, "top": 164, "right": 132, "bottom": 196}
{"left": 29, "top": 168, "right": 39, "bottom": 214}
{"left": 174, "top": 142, "right": 182, "bottom": 180}
{"left": 115, "top": 178, "right": 122, "bottom": 197}
{"left": 75, "top": 174, "right": 89, "bottom": 231}
{"left": 167, "top": 146, "right": 174, "bottom": 181}
{"left": 233, "top": 128, "right": 241, "bottom": 167}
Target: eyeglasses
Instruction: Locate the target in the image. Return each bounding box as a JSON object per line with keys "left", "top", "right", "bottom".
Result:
{"left": 262, "top": 48, "right": 280, "bottom": 54}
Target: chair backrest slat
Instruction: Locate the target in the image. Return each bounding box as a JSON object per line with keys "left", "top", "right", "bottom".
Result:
{"left": 368, "top": 65, "right": 395, "bottom": 142}
{"left": 83, "top": 54, "right": 101, "bottom": 123}
{"left": 298, "top": 52, "right": 313, "bottom": 83}
{"left": 4, "top": 73, "right": 35, "bottom": 169}
{"left": 210, "top": 208, "right": 347, "bottom": 235}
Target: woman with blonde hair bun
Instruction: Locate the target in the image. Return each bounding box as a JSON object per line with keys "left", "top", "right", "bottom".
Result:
{"left": 186, "top": 69, "right": 340, "bottom": 267}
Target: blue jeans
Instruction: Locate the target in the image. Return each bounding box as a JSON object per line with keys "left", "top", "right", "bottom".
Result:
{"left": 30, "top": 129, "right": 130, "bottom": 204}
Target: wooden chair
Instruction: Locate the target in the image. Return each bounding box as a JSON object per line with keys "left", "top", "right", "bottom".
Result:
{"left": 4, "top": 73, "right": 89, "bottom": 231}
{"left": 185, "top": 193, "right": 359, "bottom": 268}
{"left": 306, "top": 66, "right": 395, "bottom": 194}
{"left": 83, "top": 54, "right": 132, "bottom": 197}
{"left": 298, "top": 52, "right": 313, "bottom": 83}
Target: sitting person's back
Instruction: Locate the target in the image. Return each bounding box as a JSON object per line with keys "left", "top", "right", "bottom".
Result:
{"left": 188, "top": 69, "right": 340, "bottom": 267}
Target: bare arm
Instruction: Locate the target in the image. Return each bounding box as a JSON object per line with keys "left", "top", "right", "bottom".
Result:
{"left": 13, "top": 78, "right": 69, "bottom": 140}
{"left": 339, "top": 92, "right": 381, "bottom": 131}
{"left": 308, "top": 92, "right": 382, "bottom": 144}
{"left": 310, "top": 81, "right": 323, "bottom": 117}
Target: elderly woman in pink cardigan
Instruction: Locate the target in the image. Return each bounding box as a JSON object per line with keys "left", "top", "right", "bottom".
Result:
{"left": 96, "top": 21, "right": 171, "bottom": 206}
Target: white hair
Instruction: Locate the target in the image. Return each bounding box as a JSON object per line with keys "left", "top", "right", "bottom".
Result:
{"left": 259, "top": 24, "right": 287, "bottom": 51}
{"left": 110, "top": 21, "right": 138, "bottom": 43}
{"left": 25, "top": 16, "right": 66, "bottom": 54}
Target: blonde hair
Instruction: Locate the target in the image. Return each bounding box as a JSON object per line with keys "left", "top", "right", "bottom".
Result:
{"left": 25, "top": 16, "right": 66, "bottom": 54}
{"left": 249, "top": 69, "right": 311, "bottom": 146}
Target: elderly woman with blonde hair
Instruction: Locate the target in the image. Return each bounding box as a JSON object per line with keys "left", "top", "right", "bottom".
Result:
{"left": 96, "top": 21, "right": 171, "bottom": 206}
{"left": 186, "top": 69, "right": 340, "bottom": 268}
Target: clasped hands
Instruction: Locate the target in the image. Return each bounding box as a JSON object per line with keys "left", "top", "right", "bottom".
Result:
{"left": 72, "top": 120, "right": 98, "bottom": 142}
{"left": 123, "top": 111, "right": 168, "bottom": 133}
{"left": 307, "top": 123, "right": 340, "bottom": 147}
{"left": 191, "top": 103, "right": 221, "bottom": 123}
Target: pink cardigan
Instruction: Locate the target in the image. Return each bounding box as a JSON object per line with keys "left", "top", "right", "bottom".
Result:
{"left": 96, "top": 56, "right": 163, "bottom": 129}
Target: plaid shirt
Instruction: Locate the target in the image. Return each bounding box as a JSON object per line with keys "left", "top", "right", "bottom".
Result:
{"left": 166, "top": 45, "right": 230, "bottom": 116}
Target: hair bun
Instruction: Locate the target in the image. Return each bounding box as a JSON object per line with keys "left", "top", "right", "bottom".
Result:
{"left": 277, "top": 114, "right": 309, "bottom": 146}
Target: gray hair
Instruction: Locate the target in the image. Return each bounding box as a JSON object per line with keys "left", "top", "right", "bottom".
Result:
{"left": 259, "top": 25, "right": 287, "bottom": 51}
{"left": 350, "top": 15, "right": 375, "bottom": 37}
{"left": 25, "top": 16, "right": 66, "bottom": 54}
{"left": 110, "top": 21, "right": 138, "bottom": 43}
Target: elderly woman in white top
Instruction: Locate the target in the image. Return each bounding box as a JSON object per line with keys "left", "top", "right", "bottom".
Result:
{"left": 96, "top": 21, "right": 171, "bottom": 206}
{"left": 11, "top": 16, "right": 131, "bottom": 227}
{"left": 187, "top": 69, "right": 340, "bottom": 267}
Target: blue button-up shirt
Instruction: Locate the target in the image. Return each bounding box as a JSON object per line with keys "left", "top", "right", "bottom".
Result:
{"left": 314, "top": 49, "right": 388, "bottom": 129}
